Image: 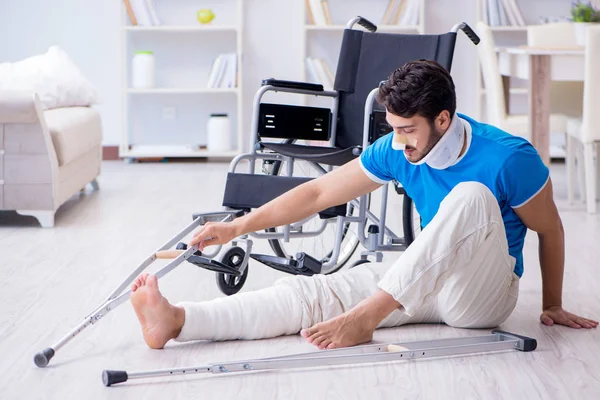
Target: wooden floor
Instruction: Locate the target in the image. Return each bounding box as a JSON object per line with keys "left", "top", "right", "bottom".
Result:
{"left": 1, "top": 160, "right": 599, "bottom": 400}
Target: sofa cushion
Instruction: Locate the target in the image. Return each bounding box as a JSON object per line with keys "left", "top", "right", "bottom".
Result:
{"left": 44, "top": 107, "right": 102, "bottom": 166}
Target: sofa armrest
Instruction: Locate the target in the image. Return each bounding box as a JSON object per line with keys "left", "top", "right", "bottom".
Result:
{"left": 0, "top": 90, "right": 42, "bottom": 124}
{"left": 0, "top": 90, "right": 60, "bottom": 213}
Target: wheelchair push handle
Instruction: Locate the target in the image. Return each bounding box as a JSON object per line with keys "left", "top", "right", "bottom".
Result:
{"left": 347, "top": 16, "right": 377, "bottom": 32}
{"left": 451, "top": 22, "right": 480, "bottom": 45}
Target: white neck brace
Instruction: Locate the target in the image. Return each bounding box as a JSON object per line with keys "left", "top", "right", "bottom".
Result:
{"left": 404, "top": 114, "right": 465, "bottom": 170}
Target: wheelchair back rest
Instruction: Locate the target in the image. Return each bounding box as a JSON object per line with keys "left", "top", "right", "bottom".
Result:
{"left": 258, "top": 103, "right": 331, "bottom": 142}
{"left": 333, "top": 30, "right": 458, "bottom": 149}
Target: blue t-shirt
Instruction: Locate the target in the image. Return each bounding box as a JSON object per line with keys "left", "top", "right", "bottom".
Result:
{"left": 359, "top": 113, "right": 549, "bottom": 277}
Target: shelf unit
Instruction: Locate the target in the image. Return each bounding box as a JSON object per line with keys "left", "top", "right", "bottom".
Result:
{"left": 301, "top": 0, "right": 425, "bottom": 107}
{"left": 120, "top": 0, "right": 244, "bottom": 160}
{"left": 474, "top": 0, "right": 531, "bottom": 122}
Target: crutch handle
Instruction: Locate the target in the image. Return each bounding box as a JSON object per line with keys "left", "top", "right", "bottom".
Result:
{"left": 386, "top": 344, "right": 409, "bottom": 352}
{"left": 155, "top": 250, "right": 185, "bottom": 259}
{"left": 102, "top": 370, "right": 128, "bottom": 387}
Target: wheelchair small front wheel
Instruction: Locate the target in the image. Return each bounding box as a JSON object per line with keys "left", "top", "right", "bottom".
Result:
{"left": 216, "top": 247, "right": 248, "bottom": 296}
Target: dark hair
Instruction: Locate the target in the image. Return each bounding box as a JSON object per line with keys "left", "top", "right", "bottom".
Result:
{"left": 376, "top": 60, "right": 456, "bottom": 123}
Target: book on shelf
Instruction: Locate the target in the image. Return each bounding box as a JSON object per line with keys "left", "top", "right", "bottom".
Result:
{"left": 305, "top": 57, "right": 334, "bottom": 90}
{"left": 305, "top": 0, "right": 315, "bottom": 24}
{"left": 380, "top": 0, "right": 419, "bottom": 26}
{"left": 207, "top": 53, "right": 238, "bottom": 89}
{"left": 322, "top": 0, "right": 333, "bottom": 25}
{"left": 482, "top": 0, "right": 524, "bottom": 27}
{"left": 124, "top": 0, "right": 161, "bottom": 26}
{"left": 307, "top": 0, "right": 331, "bottom": 25}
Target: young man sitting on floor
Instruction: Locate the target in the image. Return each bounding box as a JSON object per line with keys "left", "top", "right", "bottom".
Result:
{"left": 130, "top": 60, "right": 597, "bottom": 351}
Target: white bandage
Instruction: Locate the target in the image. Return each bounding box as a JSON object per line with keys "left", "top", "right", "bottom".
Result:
{"left": 391, "top": 133, "right": 417, "bottom": 150}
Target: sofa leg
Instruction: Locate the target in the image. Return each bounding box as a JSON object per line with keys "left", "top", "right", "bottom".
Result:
{"left": 90, "top": 178, "right": 100, "bottom": 191}
{"left": 16, "top": 210, "right": 55, "bottom": 228}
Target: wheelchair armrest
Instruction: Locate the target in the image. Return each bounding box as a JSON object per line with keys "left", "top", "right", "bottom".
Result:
{"left": 261, "top": 78, "right": 324, "bottom": 92}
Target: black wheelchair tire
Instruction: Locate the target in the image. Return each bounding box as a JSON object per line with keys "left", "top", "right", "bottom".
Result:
{"left": 216, "top": 247, "right": 248, "bottom": 296}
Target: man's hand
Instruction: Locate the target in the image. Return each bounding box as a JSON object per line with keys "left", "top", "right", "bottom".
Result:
{"left": 189, "top": 221, "right": 242, "bottom": 251}
{"left": 540, "top": 306, "right": 598, "bottom": 329}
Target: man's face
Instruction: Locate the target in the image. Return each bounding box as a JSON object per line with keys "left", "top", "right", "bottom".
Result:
{"left": 386, "top": 110, "right": 451, "bottom": 163}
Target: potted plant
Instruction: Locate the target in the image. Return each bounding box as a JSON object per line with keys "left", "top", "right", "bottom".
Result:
{"left": 571, "top": 1, "right": 600, "bottom": 45}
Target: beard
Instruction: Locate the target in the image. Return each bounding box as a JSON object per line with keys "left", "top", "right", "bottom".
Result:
{"left": 404, "top": 123, "right": 444, "bottom": 162}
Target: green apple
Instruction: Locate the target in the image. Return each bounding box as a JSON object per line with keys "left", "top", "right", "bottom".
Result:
{"left": 197, "top": 9, "right": 215, "bottom": 24}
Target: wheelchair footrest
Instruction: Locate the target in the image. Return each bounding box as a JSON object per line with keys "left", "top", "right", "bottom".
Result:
{"left": 186, "top": 255, "right": 241, "bottom": 276}
{"left": 250, "top": 253, "right": 322, "bottom": 276}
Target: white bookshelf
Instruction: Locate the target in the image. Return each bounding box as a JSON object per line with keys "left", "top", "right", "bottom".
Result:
{"left": 301, "top": 0, "right": 425, "bottom": 107}
{"left": 120, "top": 0, "right": 244, "bottom": 160}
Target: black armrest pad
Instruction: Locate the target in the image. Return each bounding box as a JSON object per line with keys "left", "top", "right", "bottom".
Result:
{"left": 261, "top": 78, "right": 324, "bottom": 92}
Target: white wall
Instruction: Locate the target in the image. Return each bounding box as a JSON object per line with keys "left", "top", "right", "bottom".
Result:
{"left": 0, "top": 0, "right": 122, "bottom": 145}
{"left": 0, "top": 0, "right": 570, "bottom": 147}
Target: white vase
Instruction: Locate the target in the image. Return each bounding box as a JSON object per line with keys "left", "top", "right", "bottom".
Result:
{"left": 574, "top": 22, "right": 594, "bottom": 46}
{"left": 207, "top": 114, "right": 232, "bottom": 152}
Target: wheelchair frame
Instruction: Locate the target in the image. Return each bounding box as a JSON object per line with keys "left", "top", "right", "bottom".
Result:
{"left": 33, "top": 18, "right": 480, "bottom": 369}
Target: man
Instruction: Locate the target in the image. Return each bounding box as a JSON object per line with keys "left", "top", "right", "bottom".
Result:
{"left": 130, "top": 60, "right": 597, "bottom": 351}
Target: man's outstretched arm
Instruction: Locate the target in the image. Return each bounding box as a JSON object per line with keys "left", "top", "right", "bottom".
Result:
{"left": 514, "top": 178, "right": 598, "bottom": 329}
{"left": 190, "top": 159, "right": 382, "bottom": 249}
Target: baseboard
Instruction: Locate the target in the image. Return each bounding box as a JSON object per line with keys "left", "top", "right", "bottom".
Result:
{"left": 102, "top": 146, "right": 120, "bottom": 160}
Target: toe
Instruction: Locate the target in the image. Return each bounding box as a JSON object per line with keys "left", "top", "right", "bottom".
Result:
{"left": 301, "top": 326, "right": 317, "bottom": 338}
{"left": 320, "top": 340, "right": 332, "bottom": 350}
{"left": 140, "top": 273, "right": 149, "bottom": 285}
{"left": 327, "top": 343, "right": 336, "bottom": 349}
{"left": 305, "top": 333, "right": 321, "bottom": 345}
{"left": 312, "top": 336, "right": 327, "bottom": 349}
{"left": 146, "top": 274, "right": 158, "bottom": 289}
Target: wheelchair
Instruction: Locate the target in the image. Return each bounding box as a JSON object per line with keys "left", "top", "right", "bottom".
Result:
{"left": 184, "top": 16, "right": 481, "bottom": 295}
{"left": 33, "top": 16, "right": 482, "bottom": 369}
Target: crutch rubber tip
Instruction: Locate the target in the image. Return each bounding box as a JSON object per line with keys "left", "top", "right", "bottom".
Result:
{"left": 102, "top": 370, "right": 128, "bottom": 387}
{"left": 34, "top": 348, "right": 55, "bottom": 368}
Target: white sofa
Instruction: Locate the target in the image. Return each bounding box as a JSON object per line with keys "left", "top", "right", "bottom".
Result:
{"left": 0, "top": 90, "right": 103, "bottom": 227}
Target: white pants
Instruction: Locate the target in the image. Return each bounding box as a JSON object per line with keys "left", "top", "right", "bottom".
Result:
{"left": 175, "top": 182, "right": 520, "bottom": 342}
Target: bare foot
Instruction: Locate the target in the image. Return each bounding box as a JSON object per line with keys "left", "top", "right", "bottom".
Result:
{"left": 300, "top": 289, "right": 400, "bottom": 350}
{"left": 301, "top": 309, "right": 377, "bottom": 350}
{"left": 130, "top": 273, "right": 185, "bottom": 349}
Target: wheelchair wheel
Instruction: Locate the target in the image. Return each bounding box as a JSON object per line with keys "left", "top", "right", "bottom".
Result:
{"left": 402, "top": 195, "right": 422, "bottom": 246}
{"left": 265, "top": 154, "right": 369, "bottom": 275}
{"left": 216, "top": 247, "right": 248, "bottom": 296}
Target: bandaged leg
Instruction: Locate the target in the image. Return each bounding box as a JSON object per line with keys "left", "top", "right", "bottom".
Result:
{"left": 174, "top": 263, "right": 439, "bottom": 342}
{"left": 378, "top": 181, "right": 519, "bottom": 328}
